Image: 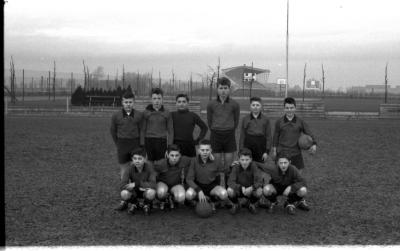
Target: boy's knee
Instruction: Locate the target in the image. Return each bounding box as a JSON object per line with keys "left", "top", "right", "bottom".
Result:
{"left": 227, "top": 187, "right": 236, "bottom": 198}
{"left": 120, "top": 190, "right": 132, "bottom": 201}
{"left": 296, "top": 187, "right": 307, "bottom": 197}
{"left": 157, "top": 183, "right": 168, "bottom": 199}
{"left": 144, "top": 189, "right": 156, "bottom": 200}
{"left": 173, "top": 190, "right": 186, "bottom": 203}
{"left": 253, "top": 187, "right": 263, "bottom": 198}
{"left": 263, "top": 184, "right": 276, "bottom": 197}
{"left": 216, "top": 187, "right": 228, "bottom": 200}
{"left": 186, "top": 188, "right": 196, "bottom": 201}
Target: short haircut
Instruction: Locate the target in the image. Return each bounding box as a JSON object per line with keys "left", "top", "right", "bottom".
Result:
{"left": 122, "top": 90, "right": 135, "bottom": 99}
{"left": 167, "top": 144, "right": 181, "bottom": 153}
{"left": 250, "top": 96, "right": 262, "bottom": 104}
{"left": 130, "top": 147, "right": 147, "bottom": 158}
{"left": 238, "top": 148, "right": 252, "bottom": 158}
{"left": 151, "top": 87, "right": 164, "bottom": 96}
{"left": 284, "top": 97, "right": 296, "bottom": 107}
{"left": 216, "top": 77, "right": 231, "bottom": 87}
{"left": 276, "top": 151, "right": 290, "bottom": 163}
{"left": 176, "top": 93, "right": 189, "bottom": 102}
{"left": 198, "top": 139, "right": 212, "bottom": 146}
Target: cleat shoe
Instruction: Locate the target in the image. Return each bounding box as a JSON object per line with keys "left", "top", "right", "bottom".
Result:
{"left": 267, "top": 202, "right": 277, "bottom": 214}
{"left": 285, "top": 204, "right": 296, "bottom": 215}
{"left": 159, "top": 201, "right": 165, "bottom": 211}
{"left": 127, "top": 203, "right": 138, "bottom": 214}
{"left": 229, "top": 203, "right": 239, "bottom": 215}
{"left": 238, "top": 197, "right": 249, "bottom": 207}
{"left": 296, "top": 199, "right": 310, "bottom": 211}
{"left": 186, "top": 200, "right": 197, "bottom": 207}
{"left": 115, "top": 201, "right": 128, "bottom": 211}
{"left": 248, "top": 203, "right": 257, "bottom": 214}
{"left": 143, "top": 204, "right": 151, "bottom": 216}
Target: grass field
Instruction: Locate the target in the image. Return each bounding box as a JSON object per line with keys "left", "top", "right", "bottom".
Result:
{"left": 4, "top": 115, "right": 400, "bottom": 245}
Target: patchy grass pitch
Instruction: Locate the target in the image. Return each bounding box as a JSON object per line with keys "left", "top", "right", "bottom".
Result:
{"left": 4, "top": 116, "right": 400, "bottom": 245}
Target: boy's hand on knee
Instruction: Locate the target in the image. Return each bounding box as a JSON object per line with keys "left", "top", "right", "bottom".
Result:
{"left": 198, "top": 191, "right": 207, "bottom": 202}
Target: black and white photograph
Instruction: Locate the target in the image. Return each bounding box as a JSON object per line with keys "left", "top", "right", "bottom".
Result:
{"left": 3, "top": 0, "right": 400, "bottom": 248}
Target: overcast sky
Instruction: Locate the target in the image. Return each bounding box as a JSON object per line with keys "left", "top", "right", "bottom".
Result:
{"left": 4, "top": 0, "right": 400, "bottom": 90}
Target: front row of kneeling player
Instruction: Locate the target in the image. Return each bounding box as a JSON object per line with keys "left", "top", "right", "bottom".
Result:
{"left": 115, "top": 139, "right": 310, "bottom": 216}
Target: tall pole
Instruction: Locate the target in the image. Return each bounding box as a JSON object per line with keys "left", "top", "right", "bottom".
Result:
{"left": 302, "top": 63, "right": 307, "bottom": 101}
{"left": 285, "top": 0, "right": 289, "bottom": 97}
{"left": 250, "top": 62, "right": 254, "bottom": 99}
{"left": 217, "top": 57, "right": 220, "bottom": 80}
{"left": 70, "top": 72, "right": 74, "bottom": 96}
{"left": 22, "top": 69, "right": 25, "bottom": 101}
{"left": 384, "top": 63, "right": 388, "bottom": 104}
{"left": 322, "top": 64, "right": 325, "bottom": 99}
{"left": 53, "top": 61, "right": 56, "bottom": 101}
{"left": 159, "top": 71, "right": 161, "bottom": 88}
{"left": 48, "top": 71, "right": 51, "bottom": 100}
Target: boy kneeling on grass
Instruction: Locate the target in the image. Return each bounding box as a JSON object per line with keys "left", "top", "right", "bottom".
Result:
{"left": 185, "top": 139, "right": 228, "bottom": 213}
{"left": 153, "top": 144, "right": 191, "bottom": 210}
{"left": 227, "top": 148, "right": 263, "bottom": 214}
{"left": 260, "top": 152, "right": 310, "bottom": 215}
{"left": 116, "top": 147, "right": 157, "bottom": 215}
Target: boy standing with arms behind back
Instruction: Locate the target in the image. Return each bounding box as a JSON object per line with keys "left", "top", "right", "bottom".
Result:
{"left": 206, "top": 77, "right": 240, "bottom": 177}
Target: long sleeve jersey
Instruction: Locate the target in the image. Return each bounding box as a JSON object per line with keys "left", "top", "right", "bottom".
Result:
{"left": 171, "top": 109, "right": 208, "bottom": 143}
{"left": 239, "top": 113, "right": 272, "bottom": 152}
{"left": 272, "top": 115, "right": 317, "bottom": 156}
{"left": 119, "top": 162, "right": 157, "bottom": 191}
{"left": 258, "top": 162, "right": 306, "bottom": 192}
{"left": 206, "top": 96, "right": 240, "bottom": 131}
{"left": 153, "top": 156, "right": 192, "bottom": 187}
{"left": 110, "top": 109, "right": 143, "bottom": 144}
{"left": 142, "top": 105, "right": 174, "bottom": 145}
{"left": 227, "top": 162, "right": 263, "bottom": 192}
{"left": 186, "top": 156, "right": 224, "bottom": 192}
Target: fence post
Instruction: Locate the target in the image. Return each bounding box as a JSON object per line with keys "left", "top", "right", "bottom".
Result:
{"left": 4, "top": 96, "right": 8, "bottom": 115}
{"left": 66, "top": 96, "right": 69, "bottom": 113}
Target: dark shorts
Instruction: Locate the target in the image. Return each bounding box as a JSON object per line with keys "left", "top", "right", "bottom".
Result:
{"left": 174, "top": 139, "right": 196, "bottom": 157}
{"left": 210, "top": 129, "right": 237, "bottom": 153}
{"left": 145, "top": 137, "right": 168, "bottom": 161}
{"left": 117, "top": 138, "right": 140, "bottom": 164}
{"left": 243, "top": 133, "right": 267, "bottom": 162}
{"left": 197, "top": 177, "right": 220, "bottom": 196}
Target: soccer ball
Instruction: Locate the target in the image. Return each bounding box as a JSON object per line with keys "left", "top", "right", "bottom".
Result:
{"left": 195, "top": 201, "right": 213, "bottom": 218}
{"left": 298, "top": 133, "right": 313, "bottom": 150}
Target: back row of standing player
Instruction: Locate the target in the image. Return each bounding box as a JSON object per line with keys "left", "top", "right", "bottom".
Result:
{"left": 111, "top": 77, "right": 317, "bottom": 215}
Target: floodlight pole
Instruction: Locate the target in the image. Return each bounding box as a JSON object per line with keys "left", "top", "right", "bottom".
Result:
{"left": 285, "top": 0, "right": 289, "bottom": 98}
{"left": 384, "top": 63, "right": 388, "bottom": 104}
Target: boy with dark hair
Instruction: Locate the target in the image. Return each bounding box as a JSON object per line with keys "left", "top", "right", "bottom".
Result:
{"left": 172, "top": 93, "right": 208, "bottom": 157}
{"left": 260, "top": 152, "right": 310, "bottom": 215}
{"left": 153, "top": 144, "right": 192, "bottom": 210}
{"left": 272, "top": 97, "right": 317, "bottom": 170}
{"left": 206, "top": 77, "right": 240, "bottom": 177}
{"left": 185, "top": 139, "right": 228, "bottom": 213}
{"left": 227, "top": 148, "right": 263, "bottom": 214}
{"left": 142, "top": 88, "right": 174, "bottom": 162}
{"left": 239, "top": 97, "right": 272, "bottom": 163}
{"left": 116, "top": 147, "right": 157, "bottom": 215}
{"left": 111, "top": 90, "right": 144, "bottom": 210}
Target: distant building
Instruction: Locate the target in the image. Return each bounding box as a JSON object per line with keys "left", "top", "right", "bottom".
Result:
{"left": 347, "top": 84, "right": 400, "bottom": 95}
{"left": 305, "top": 78, "right": 321, "bottom": 91}
{"left": 221, "top": 65, "right": 271, "bottom": 92}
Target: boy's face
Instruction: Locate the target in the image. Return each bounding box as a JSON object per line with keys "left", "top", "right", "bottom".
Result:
{"left": 239, "top": 155, "right": 252, "bottom": 169}
{"left": 284, "top": 103, "right": 296, "bottom": 118}
{"left": 167, "top": 150, "right": 181, "bottom": 165}
{"left": 277, "top": 158, "right": 290, "bottom": 172}
{"left": 132, "top": 154, "right": 145, "bottom": 168}
{"left": 176, "top": 97, "right": 188, "bottom": 110}
{"left": 250, "top": 101, "right": 262, "bottom": 114}
{"left": 151, "top": 94, "right": 163, "bottom": 110}
{"left": 198, "top": 144, "right": 212, "bottom": 159}
{"left": 122, "top": 98, "right": 134, "bottom": 112}
{"left": 217, "top": 85, "right": 230, "bottom": 99}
